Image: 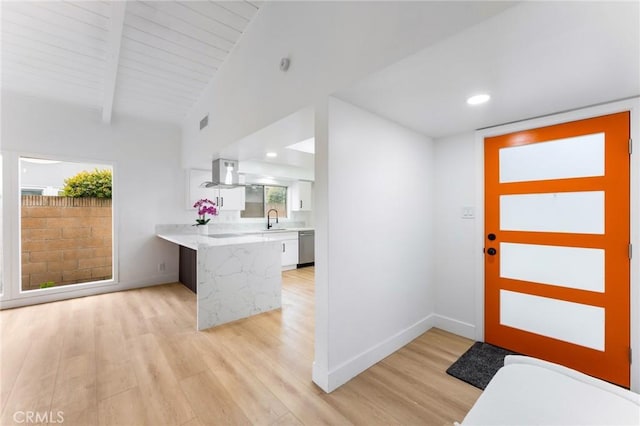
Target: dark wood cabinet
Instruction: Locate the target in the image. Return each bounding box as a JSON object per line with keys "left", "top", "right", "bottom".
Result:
{"left": 179, "top": 245, "right": 197, "bottom": 293}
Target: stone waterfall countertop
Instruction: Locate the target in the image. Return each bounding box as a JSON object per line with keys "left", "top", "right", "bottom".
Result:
{"left": 156, "top": 228, "right": 295, "bottom": 330}
{"left": 157, "top": 227, "right": 314, "bottom": 251}
{"left": 196, "top": 240, "right": 281, "bottom": 330}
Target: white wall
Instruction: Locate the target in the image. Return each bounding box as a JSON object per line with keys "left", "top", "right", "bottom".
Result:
{"left": 239, "top": 161, "right": 314, "bottom": 182}
{"left": 313, "top": 97, "right": 435, "bottom": 391}
{"left": 1, "top": 91, "right": 191, "bottom": 307}
{"left": 433, "top": 132, "right": 477, "bottom": 338}
{"left": 182, "top": 1, "right": 514, "bottom": 169}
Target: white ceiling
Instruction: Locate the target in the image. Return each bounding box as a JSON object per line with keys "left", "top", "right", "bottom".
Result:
{"left": 206, "top": 1, "right": 640, "bottom": 175}
{"left": 1, "top": 0, "right": 262, "bottom": 124}
{"left": 336, "top": 1, "right": 640, "bottom": 139}
{"left": 4, "top": 1, "right": 638, "bottom": 170}
{"left": 220, "top": 106, "right": 315, "bottom": 171}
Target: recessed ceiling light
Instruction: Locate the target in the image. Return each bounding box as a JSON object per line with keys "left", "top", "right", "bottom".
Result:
{"left": 266, "top": 152, "right": 278, "bottom": 158}
{"left": 467, "top": 94, "right": 491, "bottom": 105}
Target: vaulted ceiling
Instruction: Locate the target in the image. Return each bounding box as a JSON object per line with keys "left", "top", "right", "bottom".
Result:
{"left": 1, "top": 1, "right": 262, "bottom": 124}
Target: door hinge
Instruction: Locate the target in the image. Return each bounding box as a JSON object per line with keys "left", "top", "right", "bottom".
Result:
{"left": 629, "top": 138, "right": 633, "bottom": 155}
{"left": 629, "top": 243, "right": 633, "bottom": 260}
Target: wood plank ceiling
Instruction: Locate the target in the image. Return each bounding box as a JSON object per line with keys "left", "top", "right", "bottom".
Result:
{"left": 1, "top": 1, "right": 262, "bottom": 124}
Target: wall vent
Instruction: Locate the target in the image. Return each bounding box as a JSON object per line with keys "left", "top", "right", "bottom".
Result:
{"left": 199, "top": 114, "right": 209, "bottom": 130}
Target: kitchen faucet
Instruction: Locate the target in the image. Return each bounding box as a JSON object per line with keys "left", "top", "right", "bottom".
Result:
{"left": 267, "top": 209, "right": 279, "bottom": 229}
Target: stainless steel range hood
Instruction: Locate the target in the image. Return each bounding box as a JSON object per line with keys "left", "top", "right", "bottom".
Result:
{"left": 201, "top": 159, "right": 242, "bottom": 188}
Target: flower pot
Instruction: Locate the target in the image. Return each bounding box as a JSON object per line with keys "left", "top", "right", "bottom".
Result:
{"left": 198, "top": 225, "right": 209, "bottom": 235}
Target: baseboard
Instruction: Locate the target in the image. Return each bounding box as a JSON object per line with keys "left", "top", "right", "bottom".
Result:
{"left": 319, "top": 313, "right": 437, "bottom": 392}
{"left": 117, "top": 274, "right": 180, "bottom": 291}
{"left": 433, "top": 314, "right": 476, "bottom": 340}
{"left": 0, "top": 273, "right": 179, "bottom": 309}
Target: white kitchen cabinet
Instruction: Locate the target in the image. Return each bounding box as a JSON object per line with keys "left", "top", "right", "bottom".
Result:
{"left": 281, "top": 239, "right": 299, "bottom": 270}
{"left": 262, "top": 232, "right": 299, "bottom": 270}
{"left": 290, "top": 181, "right": 312, "bottom": 211}
{"left": 216, "top": 187, "right": 245, "bottom": 211}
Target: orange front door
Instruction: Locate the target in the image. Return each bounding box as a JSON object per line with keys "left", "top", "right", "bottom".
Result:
{"left": 484, "top": 112, "right": 630, "bottom": 387}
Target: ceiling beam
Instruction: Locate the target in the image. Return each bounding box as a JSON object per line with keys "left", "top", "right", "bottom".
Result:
{"left": 102, "top": 1, "right": 126, "bottom": 123}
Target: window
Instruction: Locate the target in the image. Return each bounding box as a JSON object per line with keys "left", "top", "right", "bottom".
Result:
{"left": 20, "top": 157, "right": 114, "bottom": 291}
{"left": 241, "top": 185, "right": 288, "bottom": 218}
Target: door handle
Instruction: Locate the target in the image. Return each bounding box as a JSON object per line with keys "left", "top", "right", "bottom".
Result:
{"left": 221, "top": 197, "right": 224, "bottom": 207}
{"left": 300, "top": 200, "right": 302, "bottom": 209}
{"left": 487, "top": 248, "right": 497, "bottom": 256}
{"left": 282, "top": 243, "right": 285, "bottom": 253}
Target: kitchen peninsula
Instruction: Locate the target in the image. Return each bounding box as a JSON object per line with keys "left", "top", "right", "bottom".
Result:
{"left": 157, "top": 231, "right": 282, "bottom": 331}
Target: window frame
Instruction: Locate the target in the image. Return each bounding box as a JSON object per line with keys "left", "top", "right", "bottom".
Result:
{"left": 240, "top": 184, "right": 288, "bottom": 219}
{"left": 0, "top": 152, "right": 118, "bottom": 305}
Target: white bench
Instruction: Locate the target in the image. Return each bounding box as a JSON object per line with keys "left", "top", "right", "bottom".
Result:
{"left": 459, "top": 355, "right": 640, "bottom": 425}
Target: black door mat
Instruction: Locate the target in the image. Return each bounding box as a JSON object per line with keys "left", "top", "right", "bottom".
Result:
{"left": 446, "top": 341, "right": 519, "bottom": 390}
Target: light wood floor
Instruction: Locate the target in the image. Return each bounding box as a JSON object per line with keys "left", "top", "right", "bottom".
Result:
{"left": 0, "top": 267, "right": 481, "bottom": 425}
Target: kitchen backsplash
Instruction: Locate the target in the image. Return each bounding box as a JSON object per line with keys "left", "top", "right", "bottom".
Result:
{"left": 156, "top": 210, "right": 312, "bottom": 235}
{"left": 213, "top": 209, "right": 311, "bottom": 224}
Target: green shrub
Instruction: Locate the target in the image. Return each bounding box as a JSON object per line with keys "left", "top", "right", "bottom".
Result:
{"left": 40, "top": 281, "right": 55, "bottom": 289}
{"left": 62, "top": 169, "right": 112, "bottom": 198}
{"left": 266, "top": 186, "right": 286, "bottom": 204}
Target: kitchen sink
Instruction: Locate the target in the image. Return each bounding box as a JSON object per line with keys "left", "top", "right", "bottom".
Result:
{"left": 262, "top": 228, "right": 288, "bottom": 232}
{"left": 208, "top": 233, "right": 246, "bottom": 238}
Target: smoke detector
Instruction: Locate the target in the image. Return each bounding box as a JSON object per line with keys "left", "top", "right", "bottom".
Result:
{"left": 280, "top": 57, "right": 290, "bottom": 72}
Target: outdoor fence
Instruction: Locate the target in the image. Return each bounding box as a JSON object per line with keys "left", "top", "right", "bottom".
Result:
{"left": 21, "top": 195, "right": 112, "bottom": 291}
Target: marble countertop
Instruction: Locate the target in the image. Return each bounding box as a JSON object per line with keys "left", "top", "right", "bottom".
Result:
{"left": 157, "top": 233, "right": 267, "bottom": 250}
{"left": 226, "top": 227, "right": 315, "bottom": 233}
{"left": 157, "top": 227, "right": 314, "bottom": 251}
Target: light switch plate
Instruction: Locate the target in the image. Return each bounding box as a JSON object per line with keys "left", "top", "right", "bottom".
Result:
{"left": 461, "top": 206, "right": 475, "bottom": 219}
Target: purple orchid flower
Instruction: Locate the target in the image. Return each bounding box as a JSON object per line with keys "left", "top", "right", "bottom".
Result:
{"left": 193, "top": 198, "right": 218, "bottom": 225}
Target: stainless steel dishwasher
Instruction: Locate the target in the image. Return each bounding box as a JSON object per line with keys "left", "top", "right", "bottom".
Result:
{"left": 297, "top": 230, "right": 315, "bottom": 267}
